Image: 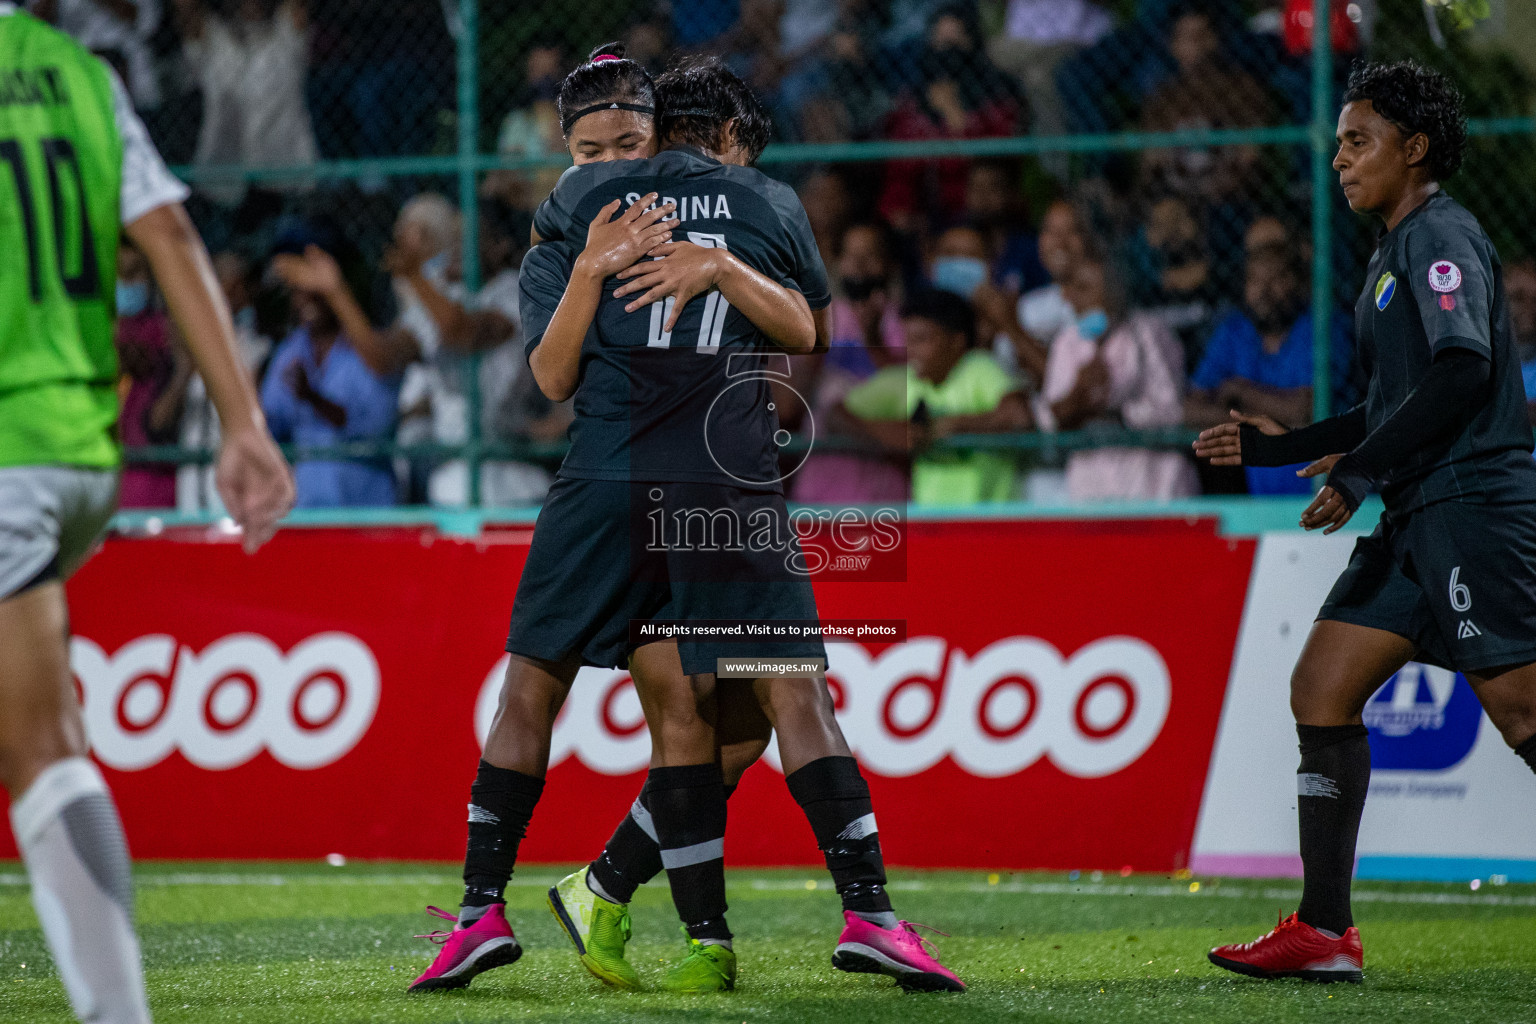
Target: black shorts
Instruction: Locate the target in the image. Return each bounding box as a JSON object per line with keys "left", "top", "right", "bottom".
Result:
{"left": 1318, "top": 499, "right": 1536, "bottom": 674}
{"left": 505, "top": 477, "right": 825, "bottom": 676}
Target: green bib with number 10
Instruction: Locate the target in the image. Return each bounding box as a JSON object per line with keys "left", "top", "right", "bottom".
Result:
{"left": 0, "top": 11, "right": 123, "bottom": 469}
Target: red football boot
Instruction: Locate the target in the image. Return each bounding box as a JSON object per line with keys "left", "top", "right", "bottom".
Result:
{"left": 1208, "top": 911, "right": 1363, "bottom": 983}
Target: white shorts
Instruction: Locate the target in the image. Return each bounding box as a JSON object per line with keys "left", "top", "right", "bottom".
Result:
{"left": 0, "top": 467, "right": 120, "bottom": 599}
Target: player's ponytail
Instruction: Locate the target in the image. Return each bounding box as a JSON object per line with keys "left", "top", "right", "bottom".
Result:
{"left": 558, "top": 43, "right": 656, "bottom": 137}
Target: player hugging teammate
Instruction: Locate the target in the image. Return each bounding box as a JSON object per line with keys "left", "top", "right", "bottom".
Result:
{"left": 1197, "top": 61, "right": 1536, "bottom": 983}
{"left": 409, "top": 46, "right": 962, "bottom": 995}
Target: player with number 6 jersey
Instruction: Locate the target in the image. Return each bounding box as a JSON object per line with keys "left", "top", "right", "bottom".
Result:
{"left": 0, "top": 6, "right": 292, "bottom": 1023}
{"left": 1194, "top": 60, "right": 1536, "bottom": 985}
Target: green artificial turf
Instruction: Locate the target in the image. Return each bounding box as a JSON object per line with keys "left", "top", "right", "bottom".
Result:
{"left": 2, "top": 862, "right": 1534, "bottom": 1023}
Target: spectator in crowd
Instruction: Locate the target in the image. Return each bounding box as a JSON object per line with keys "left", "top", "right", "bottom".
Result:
{"left": 840, "top": 289, "right": 1031, "bottom": 506}
{"left": 31, "top": 0, "right": 162, "bottom": 108}
{"left": 988, "top": 0, "right": 1113, "bottom": 171}
{"left": 879, "top": 3, "right": 1023, "bottom": 231}
{"left": 1508, "top": 258, "right": 1536, "bottom": 427}
{"left": 1013, "top": 198, "right": 1090, "bottom": 355}
{"left": 929, "top": 222, "right": 1048, "bottom": 385}
{"left": 493, "top": 41, "right": 567, "bottom": 210}
{"left": 797, "top": 168, "right": 854, "bottom": 272}
{"left": 718, "top": 0, "right": 787, "bottom": 115}
{"left": 306, "top": 0, "right": 452, "bottom": 157}
{"left": 1127, "top": 193, "right": 1220, "bottom": 370}
{"left": 384, "top": 197, "right": 553, "bottom": 506}
{"left": 1184, "top": 242, "right": 1354, "bottom": 495}
{"left": 264, "top": 225, "right": 399, "bottom": 506}
{"left": 172, "top": 0, "right": 316, "bottom": 207}
{"left": 177, "top": 250, "right": 274, "bottom": 511}
{"left": 794, "top": 0, "right": 891, "bottom": 142}
{"left": 1137, "top": 4, "right": 1274, "bottom": 255}
{"left": 965, "top": 158, "right": 1049, "bottom": 296}
{"left": 1036, "top": 259, "right": 1197, "bottom": 502}
{"left": 115, "top": 241, "right": 189, "bottom": 507}
{"left": 792, "top": 219, "right": 909, "bottom": 504}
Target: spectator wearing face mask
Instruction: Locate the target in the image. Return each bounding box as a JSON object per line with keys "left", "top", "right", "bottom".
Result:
{"left": 1184, "top": 243, "right": 1355, "bottom": 495}
{"left": 1128, "top": 194, "right": 1221, "bottom": 371}
{"left": 792, "top": 219, "right": 909, "bottom": 504}
{"left": 1016, "top": 199, "right": 1091, "bottom": 350}
{"left": 930, "top": 224, "right": 1048, "bottom": 387}
{"left": 115, "top": 241, "right": 191, "bottom": 508}
{"left": 878, "top": 4, "right": 1023, "bottom": 232}
{"left": 838, "top": 289, "right": 1031, "bottom": 506}
{"left": 1037, "top": 260, "right": 1197, "bottom": 502}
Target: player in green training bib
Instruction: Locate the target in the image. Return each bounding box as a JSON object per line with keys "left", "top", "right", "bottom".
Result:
{"left": 0, "top": 7, "right": 293, "bottom": 1023}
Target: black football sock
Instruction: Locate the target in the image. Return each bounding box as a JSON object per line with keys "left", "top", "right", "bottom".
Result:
{"left": 460, "top": 760, "right": 544, "bottom": 923}
{"left": 1516, "top": 733, "right": 1536, "bottom": 775}
{"left": 647, "top": 763, "right": 731, "bottom": 943}
{"left": 588, "top": 781, "right": 737, "bottom": 905}
{"left": 1295, "top": 724, "right": 1371, "bottom": 936}
{"left": 785, "top": 756, "right": 896, "bottom": 927}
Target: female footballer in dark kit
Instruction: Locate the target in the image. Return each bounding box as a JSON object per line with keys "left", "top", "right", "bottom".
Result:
{"left": 1195, "top": 60, "right": 1536, "bottom": 982}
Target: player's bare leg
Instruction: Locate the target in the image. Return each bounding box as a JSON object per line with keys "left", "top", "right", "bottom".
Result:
{"left": 1210, "top": 620, "right": 1414, "bottom": 983}
{"left": 1465, "top": 662, "right": 1536, "bottom": 751}
{"left": 0, "top": 582, "right": 151, "bottom": 1024}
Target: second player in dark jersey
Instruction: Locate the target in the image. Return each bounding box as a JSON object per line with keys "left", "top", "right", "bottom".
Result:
{"left": 1195, "top": 60, "right": 1536, "bottom": 984}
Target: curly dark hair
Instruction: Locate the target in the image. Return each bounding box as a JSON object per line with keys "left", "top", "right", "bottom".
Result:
{"left": 656, "top": 56, "right": 773, "bottom": 165}
{"left": 1343, "top": 60, "right": 1468, "bottom": 180}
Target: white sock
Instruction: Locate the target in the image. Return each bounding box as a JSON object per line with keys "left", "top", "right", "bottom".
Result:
{"left": 585, "top": 870, "right": 619, "bottom": 904}
{"left": 10, "top": 757, "right": 151, "bottom": 1024}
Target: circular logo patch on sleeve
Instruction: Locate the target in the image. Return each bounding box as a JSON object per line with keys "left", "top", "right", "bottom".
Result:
{"left": 1428, "top": 261, "right": 1462, "bottom": 293}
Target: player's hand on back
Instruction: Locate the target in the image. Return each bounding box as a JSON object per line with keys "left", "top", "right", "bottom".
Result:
{"left": 613, "top": 241, "right": 724, "bottom": 330}
{"left": 1192, "top": 409, "right": 1287, "bottom": 466}
{"left": 215, "top": 421, "right": 295, "bottom": 554}
{"left": 575, "top": 194, "right": 675, "bottom": 281}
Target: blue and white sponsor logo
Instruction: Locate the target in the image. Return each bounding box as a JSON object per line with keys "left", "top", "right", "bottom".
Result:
{"left": 1364, "top": 662, "right": 1481, "bottom": 771}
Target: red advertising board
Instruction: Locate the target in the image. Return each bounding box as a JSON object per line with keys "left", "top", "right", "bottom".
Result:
{"left": 0, "top": 519, "right": 1253, "bottom": 872}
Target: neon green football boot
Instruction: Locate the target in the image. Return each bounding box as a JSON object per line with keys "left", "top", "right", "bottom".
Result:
{"left": 547, "top": 867, "right": 641, "bottom": 990}
{"left": 660, "top": 929, "right": 736, "bottom": 994}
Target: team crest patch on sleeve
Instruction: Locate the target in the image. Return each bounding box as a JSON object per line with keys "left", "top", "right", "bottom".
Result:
{"left": 1374, "top": 272, "right": 1396, "bottom": 310}
{"left": 1428, "top": 261, "right": 1462, "bottom": 293}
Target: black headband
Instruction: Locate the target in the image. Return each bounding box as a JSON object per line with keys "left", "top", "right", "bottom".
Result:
{"left": 562, "top": 101, "right": 654, "bottom": 134}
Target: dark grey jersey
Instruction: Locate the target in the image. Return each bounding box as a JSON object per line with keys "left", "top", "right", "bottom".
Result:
{"left": 527, "top": 147, "right": 829, "bottom": 489}
{"left": 1353, "top": 191, "right": 1536, "bottom": 514}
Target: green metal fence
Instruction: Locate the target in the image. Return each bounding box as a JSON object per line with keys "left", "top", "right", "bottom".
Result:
{"left": 124, "top": 0, "right": 1536, "bottom": 508}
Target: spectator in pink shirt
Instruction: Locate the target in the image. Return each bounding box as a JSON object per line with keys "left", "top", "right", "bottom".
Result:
{"left": 1036, "top": 260, "right": 1197, "bottom": 502}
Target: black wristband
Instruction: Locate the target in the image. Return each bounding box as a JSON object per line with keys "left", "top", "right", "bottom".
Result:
{"left": 1323, "top": 452, "right": 1373, "bottom": 512}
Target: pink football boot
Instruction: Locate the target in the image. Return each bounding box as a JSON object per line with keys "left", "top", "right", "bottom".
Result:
{"left": 831, "top": 911, "right": 965, "bottom": 992}
{"left": 408, "top": 904, "right": 523, "bottom": 991}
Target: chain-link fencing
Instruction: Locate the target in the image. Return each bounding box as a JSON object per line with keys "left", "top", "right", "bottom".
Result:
{"left": 69, "top": 0, "right": 1536, "bottom": 509}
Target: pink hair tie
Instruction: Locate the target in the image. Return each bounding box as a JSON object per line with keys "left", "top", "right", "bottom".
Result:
{"left": 592, "top": 54, "right": 621, "bottom": 63}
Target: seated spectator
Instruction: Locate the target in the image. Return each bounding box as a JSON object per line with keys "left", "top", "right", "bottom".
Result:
{"left": 386, "top": 198, "right": 555, "bottom": 507}
{"left": 797, "top": 168, "right": 853, "bottom": 271}
{"left": 988, "top": 0, "right": 1113, "bottom": 166}
{"left": 1137, "top": 3, "right": 1274, "bottom": 263}
{"left": 1014, "top": 198, "right": 1091, "bottom": 354}
{"left": 840, "top": 289, "right": 1030, "bottom": 506}
{"left": 792, "top": 218, "right": 909, "bottom": 504}
{"left": 115, "top": 241, "right": 189, "bottom": 508}
{"left": 965, "top": 158, "right": 1049, "bottom": 297}
{"left": 265, "top": 227, "right": 399, "bottom": 507}
{"left": 1184, "top": 243, "right": 1354, "bottom": 495}
{"left": 34, "top": 0, "right": 162, "bottom": 108}
{"left": 878, "top": 4, "right": 1023, "bottom": 232}
{"left": 796, "top": 0, "right": 891, "bottom": 142}
{"left": 1127, "top": 194, "right": 1221, "bottom": 370}
{"left": 172, "top": 0, "right": 315, "bottom": 207}
{"left": 1509, "top": 259, "right": 1536, "bottom": 428}
{"left": 493, "top": 42, "right": 568, "bottom": 209}
{"left": 929, "top": 223, "right": 1048, "bottom": 386}
{"left": 177, "top": 250, "right": 273, "bottom": 511}
{"left": 1037, "top": 260, "right": 1198, "bottom": 502}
